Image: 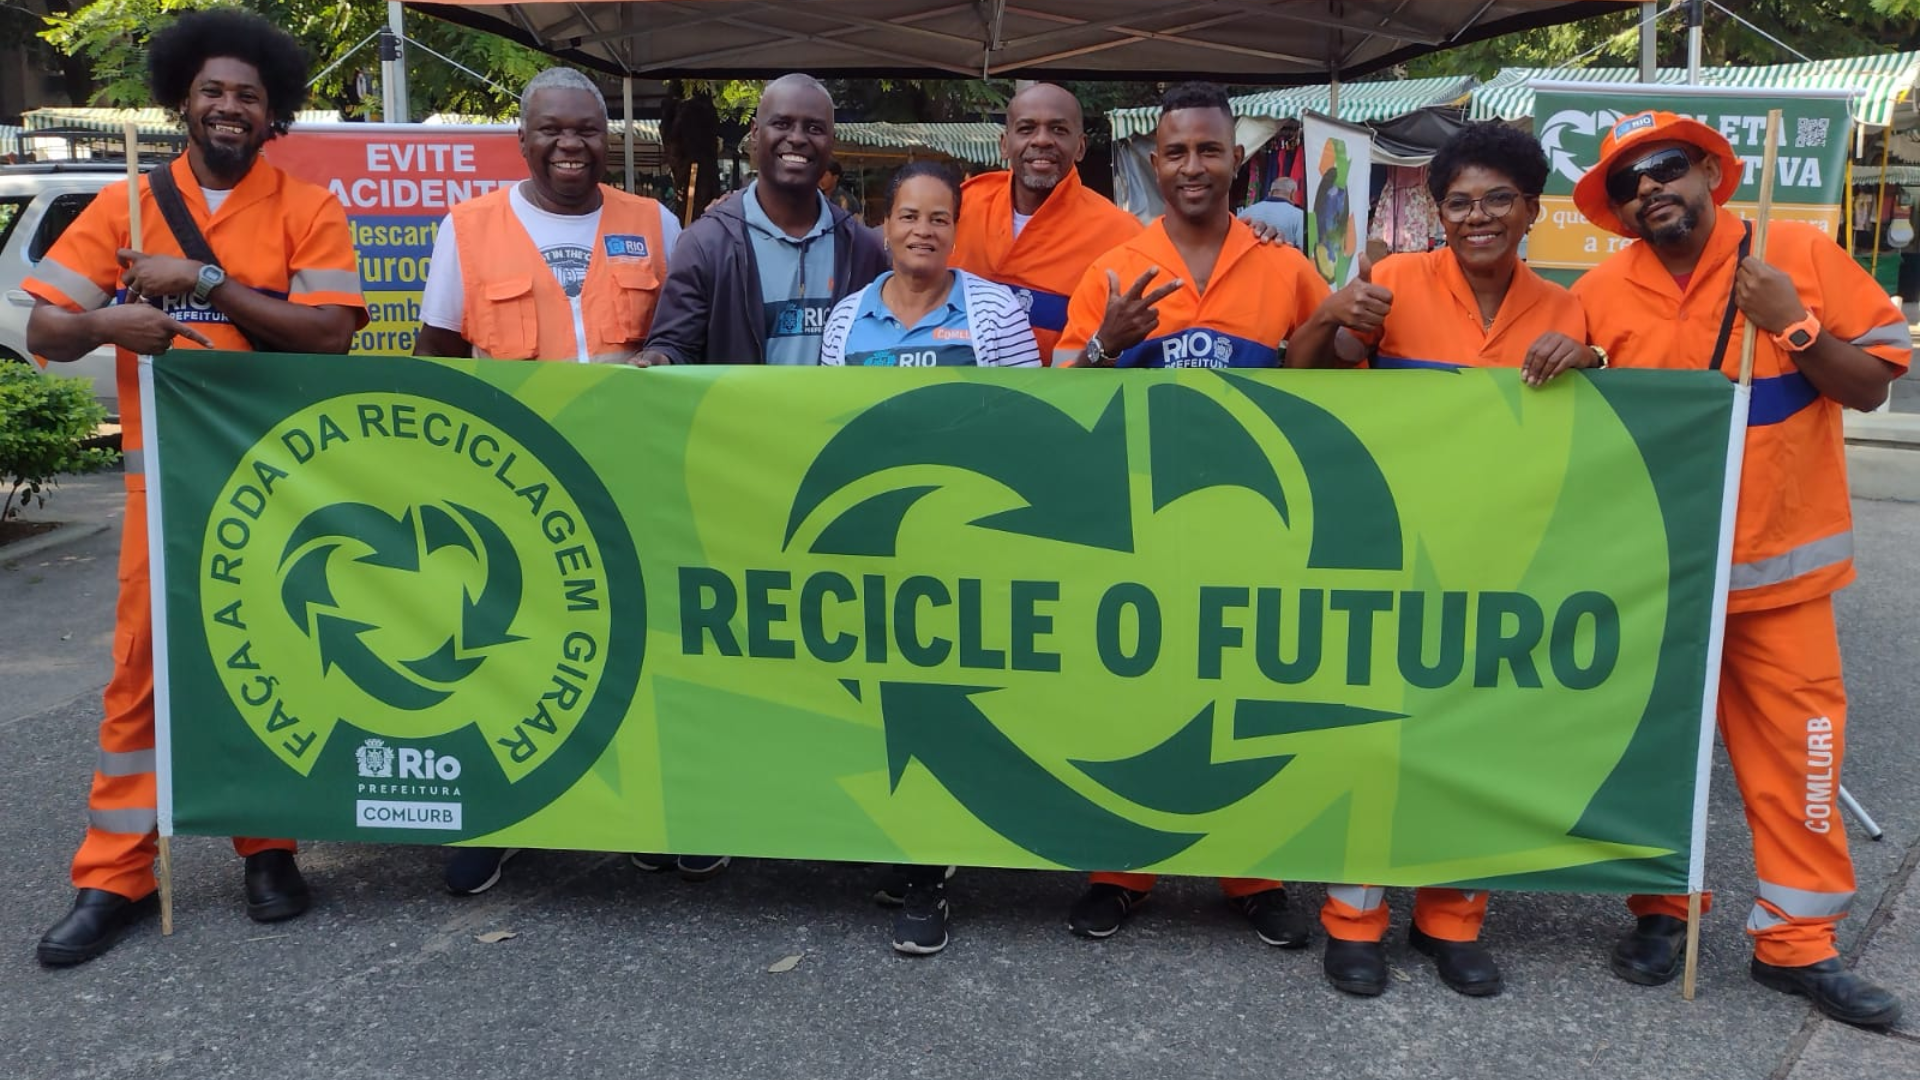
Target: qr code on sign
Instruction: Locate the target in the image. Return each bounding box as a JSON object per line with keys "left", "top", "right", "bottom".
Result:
{"left": 1795, "top": 117, "right": 1830, "bottom": 148}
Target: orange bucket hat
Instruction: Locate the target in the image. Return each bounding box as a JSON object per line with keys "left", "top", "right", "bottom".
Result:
{"left": 1572, "top": 109, "right": 1744, "bottom": 236}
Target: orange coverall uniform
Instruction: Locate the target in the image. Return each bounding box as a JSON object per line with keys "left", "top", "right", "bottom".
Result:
{"left": 24, "top": 154, "right": 367, "bottom": 901}
{"left": 952, "top": 167, "right": 1143, "bottom": 363}
{"left": 1059, "top": 215, "right": 1330, "bottom": 898}
{"left": 1325, "top": 247, "right": 1589, "bottom": 943}
{"left": 450, "top": 184, "right": 669, "bottom": 361}
{"left": 1575, "top": 207, "right": 1911, "bottom": 966}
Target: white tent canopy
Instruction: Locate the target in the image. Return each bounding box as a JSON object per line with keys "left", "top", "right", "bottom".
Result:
{"left": 410, "top": 1, "right": 1634, "bottom": 80}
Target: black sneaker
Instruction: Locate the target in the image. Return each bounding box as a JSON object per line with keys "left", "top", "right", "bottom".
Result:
{"left": 1232, "top": 887, "right": 1312, "bottom": 948}
{"left": 445, "top": 848, "right": 519, "bottom": 896}
{"left": 874, "top": 864, "right": 957, "bottom": 907}
{"left": 629, "top": 853, "right": 672, "bottom": 872}
{"left": 892, "top": 880, "right": 950, "bottom": 956}
{"left": 1068, "top": 883, "right": 1150, "bottom": 939}
{"left": 676, "top": 855, "right": 731, "bottom": 882}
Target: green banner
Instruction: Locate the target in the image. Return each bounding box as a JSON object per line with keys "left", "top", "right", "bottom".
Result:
{"left": 152, "top": 354, "right": 1736, "bottom": 893}
{"left": 1530, "top": 85, "right": 1851, "bottom": 283}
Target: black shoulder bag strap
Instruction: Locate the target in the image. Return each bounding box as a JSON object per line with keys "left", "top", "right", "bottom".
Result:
{"left": 145, "top": 165, "right": 263, "bottom": 350}
{"left": 1704, "top": 221, "right": 1754, "bottom": 372}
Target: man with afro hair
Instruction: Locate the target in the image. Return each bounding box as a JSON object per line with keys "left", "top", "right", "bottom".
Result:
{"left": 24, "top": 7, "right": 366, "bottom": 967}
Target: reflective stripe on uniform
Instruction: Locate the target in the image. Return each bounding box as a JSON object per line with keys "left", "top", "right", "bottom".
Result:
{"left": 1326, "top": 885, "right": 1386, "bottom": 911}
{"left": 87, "top": 805, "right": 157, "bottom": 834}
{"left": 31, "top": 257, "right": 110, "bottom": 311}
{"left": 1729, "top": 531, "right": 1852, "bottom": 591}
{"left": 290, "top": 267, "right": 364, "bottom": 296}
{"left": 123, "top": 449, "right": 144, "bottom": 474}
{"left": 1052, "top": 347, "right": 1082, "bottom": 366}
{"left": 96, "top": 747, "right": 154, "bottom": 776}
{"left": 1848, "top": 321, "right": 1914, "bottom": 353}
{"left": 1747, "top": 881, "right": 1853, "bottom": 933}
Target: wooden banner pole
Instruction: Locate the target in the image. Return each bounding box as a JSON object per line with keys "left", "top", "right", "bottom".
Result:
{"left": 1736, "top": 110, "right": 1784, "bottom": 389}
{"left": 124, "top": 122, "right": 142, "bottom": 254}
{"left": 1682, "top": 891, "right": 1704, "bottom": 1000}
{"left": 683, "top": 162, "right": 700, "bottom": 227}
{"left": 127, "top": 120, "right": 173, "bottom": 937}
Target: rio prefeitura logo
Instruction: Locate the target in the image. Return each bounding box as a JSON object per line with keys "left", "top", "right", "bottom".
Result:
{"left": 197, "top": 374, "right": 642, "bottom": 842}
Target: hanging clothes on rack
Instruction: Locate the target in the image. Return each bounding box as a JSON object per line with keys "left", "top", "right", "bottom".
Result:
{"left": 1368, "top": 165, "right": 1442, "bottom": 253}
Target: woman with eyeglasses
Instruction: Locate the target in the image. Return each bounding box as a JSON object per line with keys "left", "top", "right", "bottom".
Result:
{"left": 1298, "top": 121, "right": 1600, "bottom": 1002}
{"left": 1305, "top": 120, "right": 1601, "bottom": 385}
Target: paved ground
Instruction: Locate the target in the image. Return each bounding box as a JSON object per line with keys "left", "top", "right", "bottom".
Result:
{"left": 1, "top": 469, "right": 1915, "bottom": 1080}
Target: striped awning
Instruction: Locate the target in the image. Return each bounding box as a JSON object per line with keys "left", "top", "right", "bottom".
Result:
{"left": 18, "top": 109, "right": 1002, "bottom": 168}
{"left": 833, "top": 122, "right": 1003, "bottom": 168}
{"left": 1856, "top": 165, "right": 1920, "bottom": 186}
{"left": 22, "top": 106, "right": 342, "bottom": 132}
{"left": 1470, "top": 53, "right": 1920, "bottom": 129}
{"left": 1109, "top": 76, "right": 1476, "bottom": 141}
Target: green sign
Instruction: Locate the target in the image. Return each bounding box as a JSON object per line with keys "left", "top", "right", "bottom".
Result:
{"left": 1530, "top": 85, "right": 1852, "bottom": 282}
{"left": 152, "top": 353, "right": 1737, "bottom": 893}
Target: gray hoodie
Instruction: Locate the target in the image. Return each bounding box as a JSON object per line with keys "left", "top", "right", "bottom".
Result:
{"left": 642, "top": 192, "right": 888, "bottom": 364}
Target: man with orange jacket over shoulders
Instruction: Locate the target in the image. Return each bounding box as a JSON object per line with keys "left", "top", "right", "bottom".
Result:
{"left": 1053, "top": 83, "right": 1342, "bottom": 947}
{"left": 950, "top": 82, "right": 1144, "bottom": 361}
{"left": 24, "top": 8, "right": 366, "bottom": 966}
{"left": 415, "top": 66, "right": 680, "bottom": 896}
{"left": 1574, "top": 109, "right": 1906, "bottom": 1029}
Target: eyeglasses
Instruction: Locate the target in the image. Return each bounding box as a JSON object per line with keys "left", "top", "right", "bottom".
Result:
{"left": 1438, "top": 190, "right": 1523, "bottom": 222}
{"left": 1605, "top": 147, "right": 1697, "bottom": 204}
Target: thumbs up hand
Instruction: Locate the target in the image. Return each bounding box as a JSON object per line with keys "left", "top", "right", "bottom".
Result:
{"left": 1322, "top": 254, "right": 1393, "bottom": 336}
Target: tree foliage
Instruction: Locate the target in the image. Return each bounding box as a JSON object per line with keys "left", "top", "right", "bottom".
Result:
{"left": 38, "top": 0, "right": 548, "bottom": 118}
{"left": 1406, "top": 0, "right": 1920, "bottom": 81}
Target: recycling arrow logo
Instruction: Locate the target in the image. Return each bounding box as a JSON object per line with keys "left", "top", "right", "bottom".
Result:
{"left": 277, "top": 501, "right": 525, "bottom": 711}
{"left": 196, "top": 365, "right": 645, "bottom": 842}
{"left": 783, "top": 373, "right": 1410, "bottom": 870}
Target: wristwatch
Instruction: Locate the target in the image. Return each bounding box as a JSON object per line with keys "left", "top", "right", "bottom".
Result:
{"left": 1771, "top": 311, "right": 1820, "bottom": 352}
{"left": 1589, "top": 344, "right": 1609, "bottom": 369}
{"left": 193, "top": 263, "right": 227, "bottom": 303}
{"left": 1083, "top": 333, "right": 1111, "bottom": 367}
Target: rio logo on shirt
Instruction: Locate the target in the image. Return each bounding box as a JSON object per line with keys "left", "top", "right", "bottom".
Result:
{"left": 603, "top": 234, "right": 650, "bottom": 260}
{"left": 1160, "top": 328, "right": 1237, "bottom": 367}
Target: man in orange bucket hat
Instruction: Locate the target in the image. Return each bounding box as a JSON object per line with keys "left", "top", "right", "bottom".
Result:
{"left": 1573, "top": 108, "right": 1908, "bottom": 1029}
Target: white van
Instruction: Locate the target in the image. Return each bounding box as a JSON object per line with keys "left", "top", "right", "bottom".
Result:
{"left": 0, "top": 163, "right": 132, "bottom": 417}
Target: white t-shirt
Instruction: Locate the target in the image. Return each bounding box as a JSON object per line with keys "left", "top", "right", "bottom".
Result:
{"left": 419, "top": 182, "right": 681, "bottom": 362}
{"left": 1012, "top": 209, "right": 1033, "bottom": 238}
{"left": 202, "top": 187, "right": 231, "bottom": 214}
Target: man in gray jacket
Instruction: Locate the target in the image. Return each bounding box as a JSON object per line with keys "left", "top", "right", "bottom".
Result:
{"left": 638, "top": 74, "right": 887, "bottom": 366}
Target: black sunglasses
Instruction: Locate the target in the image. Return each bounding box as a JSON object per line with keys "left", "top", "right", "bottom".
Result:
{"left": 1605, "top": 147, "right": 1698, "bottom": 204}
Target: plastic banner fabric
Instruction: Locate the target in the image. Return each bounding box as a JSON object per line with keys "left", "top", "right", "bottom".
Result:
{"left": 1302, "top": 112, "right": 1373, "bottom": 287}
{"left": 150, "top": 355, "right": 1738, "bottom": 894}
{"left": 262, "top": 124, "right": 524, "bottom": 355}
{"left": 1530, "top": 85, "right": 1851, "bottom": 282}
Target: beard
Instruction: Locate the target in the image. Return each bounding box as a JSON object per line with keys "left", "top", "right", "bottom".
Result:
{"left": 1015, "top": 159, "right": 1064, "bottom": 193}
{"left": 1636, "top": 195, "right": 1700, "bottom": 247}
{"left": 191, "top": 121, "right": 260, "bottom": 181}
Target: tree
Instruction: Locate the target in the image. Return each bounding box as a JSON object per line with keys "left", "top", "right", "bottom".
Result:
{"left": 37, "top": 0, "right": 549, "bottom": 118}
{"left": 1406, "top": 0, "right": 1920, "bottom": 80}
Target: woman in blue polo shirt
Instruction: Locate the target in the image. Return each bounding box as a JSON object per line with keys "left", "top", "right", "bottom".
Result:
{"left": 820, "top": 161, "right": 1040, "bottom": 369}
{"left": 818, "top": 163, "right": 1034, "bottom": 961}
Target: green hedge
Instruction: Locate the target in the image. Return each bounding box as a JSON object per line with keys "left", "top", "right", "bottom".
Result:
{"left": 0, "top": 361, "right": 120, "bottom": 521}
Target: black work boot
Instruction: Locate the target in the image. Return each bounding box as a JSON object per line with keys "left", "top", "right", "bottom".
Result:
{"left": 1410, "top": 924, "right": 1503, "bottom": 997}
{"left": 1323, "top": 938, "right": 1388, "bottom": 996}
{"left": 36, "top": 889, "right": 158, "bottom": 967}
{"left": 1751, "top": 957, "right": 1903, "bottom": 1028}
{"left": 1610, "top": 914, "right": 1687, "bottom": 986}
{"left": 243, "top": 849, "right": 312, "bottom": 923}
